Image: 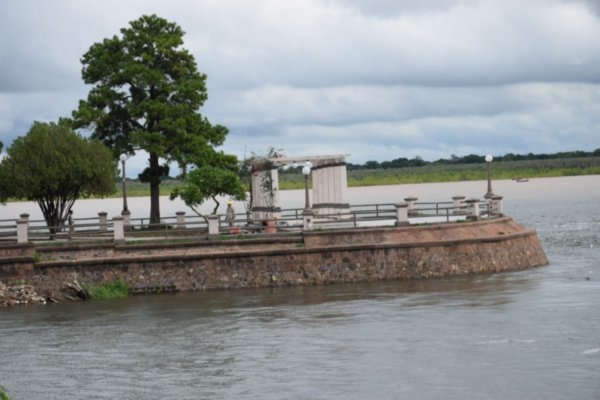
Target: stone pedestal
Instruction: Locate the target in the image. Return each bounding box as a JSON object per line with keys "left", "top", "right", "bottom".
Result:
{"left": 206, "top": 215, "right": 220, "bottom": 237}
{"left": 16, "top": 218, "right": 28, "bottom": 244}
{"left": 98, "top": 212, "right": 108, "bottom": 232}
{"left": 404, "top": 196, "right": 418, "bottom": 216}
{"left": 303, "top": 209, "right": 315, "bottom": 231}
{"left": 19, "top": 213, "right": 30, "bottom": 224}
{"left": 465, "top": 198, "right": 480, "bottom": 220}
{"left": 452, "top": 195, "right": 466, "bottom": 214}
{"left": 113, "top": 216, "right": 125, "bottom": 243}
{"left": 176, "top": 211, "right": 186, "bottom": 229}
{"left": 490, "top": 195, "right": 504, "bottom": 217}
{"left": 394, "top": 203, "right": 409, "bottom": 226}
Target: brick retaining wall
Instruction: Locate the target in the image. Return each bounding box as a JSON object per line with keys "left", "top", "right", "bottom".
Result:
{"left": 0, "top": 218, "right": 548, "bottom": 301}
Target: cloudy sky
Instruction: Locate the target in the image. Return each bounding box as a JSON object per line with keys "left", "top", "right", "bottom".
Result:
{"left": 1, "top": 0, "right": 599, "bottom": 176}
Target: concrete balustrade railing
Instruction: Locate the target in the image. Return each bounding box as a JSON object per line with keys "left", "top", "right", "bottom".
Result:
{"left": 452, "top": 195, "right": 466, "bottom": 214}
{"left": 6, "top": 194, "right": 504, "bottom": 244}
{"left": 16, "top": 218, "right": 28, "bottom": 244}
{"left": 98, "top": 212, "right": 108, "bottom": 232}
{"left": 465, "top": 198, "right": 480, "bottom": 220}
{"left": 303, "top": 209, "right": 315, "bottom": 231}
{"left": 490, "top": 195, "right": 504, "bottom": 216}
{"left": 176, "top": 211, "right": 186, "bottom": 229}
{"left": 394, "top": 203, "right": 409, "bottom": 226}
{"left": 404, "top": 196, "right": 418, "bottom": 216}
{"left": 206, "top": 215, "right": 220, "bottom": 237}
{"left": 113, "top": 216, "right": 125, "bottom": 243}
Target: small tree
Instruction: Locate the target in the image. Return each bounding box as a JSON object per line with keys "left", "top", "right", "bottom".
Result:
{"left": 170, "top": 165, "right": 246, "bottom": 216}
{"left": 0, "top": 122, "right": 116, "bottom": 233}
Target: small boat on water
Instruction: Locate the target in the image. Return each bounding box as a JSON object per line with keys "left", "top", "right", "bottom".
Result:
{"left": 514, "top": 178, "right": 529, "bottom": 182}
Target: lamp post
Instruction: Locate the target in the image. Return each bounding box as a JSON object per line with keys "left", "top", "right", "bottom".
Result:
{"left": 119, "top": 154, "right": 129, "bottom": 215}
{"left": 302, "top": 161, "right": 312, "bottom": 209}
{"left": 484, "top": 154, "right": 494, "bottom": 199}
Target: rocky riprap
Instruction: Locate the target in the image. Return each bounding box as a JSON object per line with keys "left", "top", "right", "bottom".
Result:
{"left": 0, "top": 281, "right": 47, "bottom": 307}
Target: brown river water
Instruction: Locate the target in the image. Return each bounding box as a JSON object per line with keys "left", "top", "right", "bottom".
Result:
{"left": 0, "top": 176, "right": 599, "bottom": 399}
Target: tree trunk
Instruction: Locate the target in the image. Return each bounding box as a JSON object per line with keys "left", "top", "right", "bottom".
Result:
{"left": 211, "top": 196, "right": 220, "bottom": 215}
{"left": 38, "top": 198, "right": 75, "bottom": 235}
{"left": 149, "top": 153, "right": 161, "bottom": 225}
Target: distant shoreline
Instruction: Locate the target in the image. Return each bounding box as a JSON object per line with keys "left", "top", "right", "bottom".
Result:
{"left": 4, "top": 158, "right": 599, "bottom": 201}
{"left": 113, "top": 157, "right": 600, "bottom": 197}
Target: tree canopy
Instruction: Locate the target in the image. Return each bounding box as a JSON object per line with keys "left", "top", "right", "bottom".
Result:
{"left": 170, "top": 165, "right": 246, "bottom": 216}
{"left": 0, "top": 122, "right": 116, "bottom": 233}
{"left": 71, "top": 14, "right": 227, "bottom": 224}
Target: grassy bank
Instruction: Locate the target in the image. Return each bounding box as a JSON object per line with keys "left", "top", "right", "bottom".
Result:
{"left": 89, "top": 279, "right": 129, "bottom": 300}
{"left": 279, "top": 157, "right": 600, "bottom": 189}
{"left": 110, "top": 157, "right": 600, "bottom": 195}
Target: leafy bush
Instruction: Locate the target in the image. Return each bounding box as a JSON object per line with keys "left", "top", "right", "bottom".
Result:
{"left": 0, "top": 385, "right": 11, "bottom": 400}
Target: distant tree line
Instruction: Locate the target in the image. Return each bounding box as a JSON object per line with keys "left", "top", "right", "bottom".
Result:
{"left": 347, "top": 149, "right": 600, "bottom": 170}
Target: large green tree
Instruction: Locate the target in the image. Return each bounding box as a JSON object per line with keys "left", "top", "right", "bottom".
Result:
{"left": 0, "top": 122, "right": 116, "bottom": 233}
{"left": 71, "top": 14, "right": 227, "bottom": 224}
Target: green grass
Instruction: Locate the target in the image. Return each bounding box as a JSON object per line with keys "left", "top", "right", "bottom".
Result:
{"left": 89, "top": 279, "right": 129, "bottom": 300}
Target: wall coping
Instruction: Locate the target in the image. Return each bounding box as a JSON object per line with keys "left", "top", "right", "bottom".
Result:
{"left": 34, "top": 228, "right": 542, "bottom": 270}
{"left": 33, "top": 235, "right": 303, "bottom": 254}
{"left": 303, "top": 216, "right": 516, "bottom": 238}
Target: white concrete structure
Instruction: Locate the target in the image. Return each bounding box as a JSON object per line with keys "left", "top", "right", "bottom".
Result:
{"left": 250, "top": 166, "right": 281, "bottom": 221}
{"left": 394, "top": 203, "right": 409, "bottom": 226}
{"left": 252, "top": 154, "right": 350, "bottom": 220}
{"left": 176, "top": 211, "right": 186, "bottom": 229}
{"left": 452, "top": 195, "right": 466, "bottom": 215}
{"left": 98, "top": 212, "right": 108, "bottom": 232}
{"left": 404, "top": 196, "right": 418, "bottom": 216}
{"left": 206, "top": 215, "right": 220, "bottom": 237}
{"left": 465, "top": 198, "right": 480, "bottom": 220}
{"left": 16, "top": 218, "right": 28, "bottom": 244}
{"left": 491, "top": 195, "right": 504, "bottom": 216}
{"left": 113, "top": 216, "right": 125, "bottom": 242}
{"left": 303, "top": 209, "right": 315, "bottom": 231}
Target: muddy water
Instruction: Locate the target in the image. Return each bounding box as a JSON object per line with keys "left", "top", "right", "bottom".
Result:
{"left": 0, "top": 175, "right": 599, "bottom": 399}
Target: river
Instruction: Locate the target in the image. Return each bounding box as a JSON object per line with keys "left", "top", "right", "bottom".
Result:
{"left": 1, "top": 176, "right": 599, "bottom": 399}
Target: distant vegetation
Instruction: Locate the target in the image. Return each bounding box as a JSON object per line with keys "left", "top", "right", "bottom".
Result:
{"left": 110, "top": 150, "right": 600, "bottom": 196}
{"left": 345, "top": 149, "right": 600, "bottom": 170}
{"left": 280, "top": 156, "right": 600, "bottom": 189}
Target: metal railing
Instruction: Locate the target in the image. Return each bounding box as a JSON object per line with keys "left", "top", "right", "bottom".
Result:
{"left": 0, "top": 199, "right": 497, "bottom": 244}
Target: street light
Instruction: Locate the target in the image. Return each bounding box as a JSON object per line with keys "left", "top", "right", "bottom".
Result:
{"left": 484, "top": 154, "right": 494, "bottom": 199}
{"left": 302, "top": 161, "right": 312, "bottom": 209}
{"left": 119, "top": 153, "right": 129, "bottom": 215}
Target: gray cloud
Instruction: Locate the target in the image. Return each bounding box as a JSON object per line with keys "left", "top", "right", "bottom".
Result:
{"left": 0, "top": 0, "right": 599, "bottom": 175}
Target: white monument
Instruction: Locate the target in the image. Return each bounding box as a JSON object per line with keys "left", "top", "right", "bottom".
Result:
{"left": 251, "top": 154, "right": 350, "bottom": 220}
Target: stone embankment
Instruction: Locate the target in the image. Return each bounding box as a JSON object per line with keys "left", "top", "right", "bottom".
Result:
{"left": 0, "top": 281, "right": 47, "bottom": 306}
{"left": 0, "top": 217, "right": 549, "bottom": 306}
